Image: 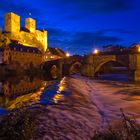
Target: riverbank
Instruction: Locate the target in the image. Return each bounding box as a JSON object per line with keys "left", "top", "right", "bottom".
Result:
{"left": 0, "top": 75, "right": 140, "bottom": 139}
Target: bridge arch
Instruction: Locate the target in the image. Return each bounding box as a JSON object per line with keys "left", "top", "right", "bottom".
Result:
{"left": 42, "top": 60, "right": 62, "bottom": 79}
{"left": 94, "top": 60, "right": 129, "bottom": 75}
{"left": 69, "top": 61, "right": 82, "bottom": 74}
{"left": 50, "top": 65, "right": 58, "bottom": 79}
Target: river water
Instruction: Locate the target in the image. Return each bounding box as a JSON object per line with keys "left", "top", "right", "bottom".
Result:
{"left": 0, "top": 73, "right": 130, "bottom": 115}
{"left": 0, "top": 76, "right": 70, "bottom": 115}
{"left": 0, "top": 74, "right": 140, "bottom": 139}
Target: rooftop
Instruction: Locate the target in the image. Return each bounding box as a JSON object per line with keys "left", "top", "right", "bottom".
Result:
{"left": 9, "top": 43, "right": 42, "bottom": 54}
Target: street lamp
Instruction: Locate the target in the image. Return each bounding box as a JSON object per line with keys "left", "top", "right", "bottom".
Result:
{"left": 93, "top": 49, "right": 99, "bottom": 54}
{"left": 66, "top": 52, "right": 70, "bottom": 57}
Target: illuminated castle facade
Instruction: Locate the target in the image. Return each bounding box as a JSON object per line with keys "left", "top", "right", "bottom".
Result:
{"left": 0, "top": 12, "right": 48, "bottom": 68}
{"left": 4, "top": 12, "right": 48, "bottom": 53}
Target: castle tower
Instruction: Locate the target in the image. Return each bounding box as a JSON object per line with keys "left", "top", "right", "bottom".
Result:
{"left": 25, "top": 18, "right": 36, "bottom": 33}
{"left": 4, "top": 12, "right": 20, "bottom": 33}
{"left": 42, "top": 30, "right": 48, "bottom": 52}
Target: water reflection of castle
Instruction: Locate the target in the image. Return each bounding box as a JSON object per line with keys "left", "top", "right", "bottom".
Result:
{"left": 0, "top": 77, "right": 52, "bottom": 110}
{"left": 1, "top": 78, "right": 45, "bottom": 97}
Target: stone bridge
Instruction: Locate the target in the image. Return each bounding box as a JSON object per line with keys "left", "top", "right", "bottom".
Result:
{"left": 42, "top": 50, "right": 140, "bottom": 81}
{"left": 42, "top": 55, "right": 83, "bottom": 79}
{"left": 62, "top": 55, "right": 83, "bottom": 75}
{"left": 82, "top": 52, "right": 140, "bottom": 81}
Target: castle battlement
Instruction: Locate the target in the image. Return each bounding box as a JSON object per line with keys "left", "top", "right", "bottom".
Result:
{"left": 3, "top": 12, "right": 48, "bottom": 53}
{"left": 25, "top": 17, "right": 36, "bottom": 33}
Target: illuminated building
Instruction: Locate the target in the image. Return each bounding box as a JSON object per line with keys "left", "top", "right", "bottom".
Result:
{"left": 0, "top": 43, "right": 44, "bottom": 68}
{"left": 3, "top": 12, "right": 48, "bottom": 53}
{"left": 0, "top": 12, "right": 67, "bottom": 69}
{"left": 0, "top": 12, "right": 49, "bottom": 68}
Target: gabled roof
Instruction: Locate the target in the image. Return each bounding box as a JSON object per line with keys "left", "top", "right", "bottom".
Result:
{"left": 48, "top": 47, "right": 66, "bottom": 57}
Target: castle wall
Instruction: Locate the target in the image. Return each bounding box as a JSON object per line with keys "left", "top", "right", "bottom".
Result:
{"left": 10, "top": 50, "right": 44, "bottom": 68}
{"left": 4, "top": 12, "right": 47, "bottom": 53}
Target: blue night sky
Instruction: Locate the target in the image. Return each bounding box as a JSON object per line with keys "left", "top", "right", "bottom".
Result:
{"left": 0, "top": 0, "right": 140, "bottom": 55}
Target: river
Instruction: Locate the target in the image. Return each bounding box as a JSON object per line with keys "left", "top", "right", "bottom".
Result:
{"left": 0, "top": 76, "right": 69, "bottom": 115}
{"left": 0, "top": 74, "right": 140, "bottom": 139}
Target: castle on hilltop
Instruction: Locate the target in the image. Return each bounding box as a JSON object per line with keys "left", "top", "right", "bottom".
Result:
{"left": 0, "top": 12, "right": 48, "bottom": 68}
{"left": 3, "top": 12, "right": 48, "bottom": 53}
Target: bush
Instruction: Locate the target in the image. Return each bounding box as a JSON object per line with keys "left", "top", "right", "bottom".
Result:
{"left": 0, "top": 108, "right": 37, "bottom": 140}
{"left": 92, "top": 109, "right": 140, "bottom": 140}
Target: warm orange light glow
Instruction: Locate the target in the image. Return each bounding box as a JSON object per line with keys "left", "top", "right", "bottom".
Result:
{"left": 59, "top": 85, "right": 64, "bottom": 91}
{"left": 93, "top": 49, "right": 99, "bottom": 54}
{"left": 53, "top": 94, "right": 64, "bottom": 104}
{"left": 66, "top": 53, "right": 70, "bottom": 57}
{"left": 138, "top": 47, "right": 140, "bottom": 52}
{"left": 50, "top": 56, "right": 55, "bottom": 59}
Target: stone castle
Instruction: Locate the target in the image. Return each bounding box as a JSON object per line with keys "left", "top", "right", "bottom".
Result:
{"left": 0, "top": 12, "right": 49, "bottom": 68}
{"left": 3, "top": 12, "right": 47, "bottom": 53}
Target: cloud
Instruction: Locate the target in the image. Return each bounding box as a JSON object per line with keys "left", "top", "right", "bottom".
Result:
{"left": 0, "top": 0, "right": 137, "bottom": 54}
{"left": 47, "top": 27, "right": 132, "bottom": 54}
{"left": 58, "top": 0, "right": 132, "bottom": 13}
{"left": 47, "top": 28, "right": 69, "bottom": 38}
{"left": 71, "top": 32, "right": 122, "bottom": 46}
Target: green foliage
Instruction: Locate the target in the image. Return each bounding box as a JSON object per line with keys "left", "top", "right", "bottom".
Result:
{"left": 0, "top": 108, "right": 37, "bottom": 140}
{"left": 92, "top": 109, "right": 140, "bottom": 140}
